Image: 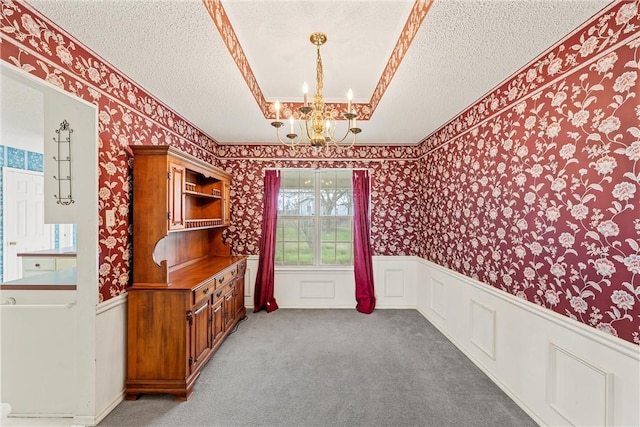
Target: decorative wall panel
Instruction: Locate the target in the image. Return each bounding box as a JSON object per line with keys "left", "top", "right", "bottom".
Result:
{"left": 470, "top": 299, "right": 496, "bottom": 359}
{"left": 300, "top": 280, "right": 335, "bottom": 299}
{"left": 419, "top": 1, "right": 640, "bottom": 345}
{"left": 430, "top": 277, "right": 446, "bottom": 320}
{"left": 547, "top": 342, "right": 613, "bottom": 426}
{"left": 383, "top": 269, "right": 405, "bottom": 297}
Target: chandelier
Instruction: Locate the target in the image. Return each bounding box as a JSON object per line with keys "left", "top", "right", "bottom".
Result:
{"left": 271, "top": 32, "right": 361, "bottom": 150}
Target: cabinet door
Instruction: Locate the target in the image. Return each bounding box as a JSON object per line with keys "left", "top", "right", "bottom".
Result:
{"left": 233, "top": 277, "right": 245, "bottom": 317}
{"left": 222, "top": 180, "right": 231, "bottom": 226}
{"left": 168, "top": 162, "right": 186, "bottom": 230}
{"left": 189, "top": 298, "right": 211, "bottom": 373}
{"left": 223, "top": 287, "right": 236, "bottom": 330}
{"left": 211, "top": 298, "right": 224, "bottom": 344}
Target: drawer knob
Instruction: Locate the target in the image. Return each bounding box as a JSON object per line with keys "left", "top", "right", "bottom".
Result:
{"left": 35, "top": 263, "right": 41, "bottom": 267}
{"left": 231, "top": 269, "right": 236, "bottom": 275}
{"left": 216, "top": 291, "right": 222, "bottom": 298}
{"left": 218, "top": 277, "right": 224, "bottom": 284}
{"left": 202, "top": 288, "right": 209, "bottom": 294}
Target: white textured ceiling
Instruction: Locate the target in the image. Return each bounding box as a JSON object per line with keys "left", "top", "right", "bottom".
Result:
{"left": 26, "top": 0, "right": 610, "bottom": 145}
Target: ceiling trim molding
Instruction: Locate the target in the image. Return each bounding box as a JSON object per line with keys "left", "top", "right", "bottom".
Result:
{"left": 369, "top": 0, "right": 434, "bottom": 116}
{"left": 202, "top": 0, "right": 267, "bottom": 115}
{"left": 203, "top": 0, "right": 433, "bottom": 121}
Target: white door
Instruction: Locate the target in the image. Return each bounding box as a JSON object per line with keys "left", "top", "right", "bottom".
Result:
{"left": 2, "top": 167, "right": 53, "bottom": 281}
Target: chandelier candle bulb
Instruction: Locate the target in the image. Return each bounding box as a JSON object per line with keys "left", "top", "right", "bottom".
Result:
{"left": 347, "top": 89, "right": 353, "bottom": 113}
{"left": 303, "top": 82, "right": 309, "bottom": 106}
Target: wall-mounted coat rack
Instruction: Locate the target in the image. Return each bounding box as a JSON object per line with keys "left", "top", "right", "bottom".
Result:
{"left": 53, "top": 119, "right": 74, "bottom": 205}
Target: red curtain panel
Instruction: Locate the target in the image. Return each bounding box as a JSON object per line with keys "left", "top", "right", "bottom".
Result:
{"left": 353, "top": 170, "right": 376, "bottom": 314}
{"left": 253, "top": 170, "right": 281, "bottom": 313}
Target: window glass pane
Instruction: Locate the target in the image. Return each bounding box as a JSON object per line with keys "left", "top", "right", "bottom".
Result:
{"left": 336, "top": 218, "right": 352, "bottom": 241}
{"left": 281, "top": 171, "right": 301, "bottom": 189}
{"left": 276, "top": 169, "right": 354, "bottom": 266}
{"left": 274, "top": 240, "right": 284, "bottom": 263}
{"left": 298, "top": 217, "right": 314, "bottom": 250}
{"left": 282, "top": 242, "right": 300, "bottom": 264}
{"left": 298, "top": 190, "right": 314, "bottom": 216}
{"left": 321, "top": 242, "right": 336, "bottom": 265}
{"left": 299, "top": 170, "right": 314, "bottom": 190}
{"left": 335, "top": 242, "right": 353, "bottom": 265}
{"left": 281, "top": 218, "right": 298, "bottom": 240}
{"left": 321, "top": 217, "right": 336, "bottom": 241}
{"left": 299, "top": 243, "right": 313, "bottom": 265}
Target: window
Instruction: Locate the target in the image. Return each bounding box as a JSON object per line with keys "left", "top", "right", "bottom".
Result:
{"left": 276, "top": 169, "right": 353, "bottom": 266}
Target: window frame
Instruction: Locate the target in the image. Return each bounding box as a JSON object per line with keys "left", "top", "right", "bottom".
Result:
{"left": 275, "top": 168, "right": 355, "bottom": 270}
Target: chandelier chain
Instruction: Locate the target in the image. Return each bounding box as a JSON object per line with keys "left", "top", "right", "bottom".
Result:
{"left": 316, "top": 45, "right": 323, "bottom": 96}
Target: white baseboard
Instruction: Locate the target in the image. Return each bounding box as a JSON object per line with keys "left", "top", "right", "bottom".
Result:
{"left": 93, "top": 389, "right": 125, "bottom": 426}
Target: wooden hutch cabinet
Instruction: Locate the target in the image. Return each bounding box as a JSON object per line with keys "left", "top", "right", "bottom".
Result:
{"left": 126, "top": 145, "right": 246, "bottom": 401}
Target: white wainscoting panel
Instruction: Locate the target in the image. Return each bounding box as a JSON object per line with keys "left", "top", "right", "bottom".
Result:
{"left": 383, "top": 269, "right": 404, "bottom": 297}
{"left": 430, "top": 277, "right": 447, "bottom": 320}
{"left": 374, "top": 256, "right": 416, "bottom": 308}
{"left": 95, "top": 293, "right": 127, "bottom": 425}
{"left": 415, "top": 258, "right": 640, "bottom": 427}
{"left": 245, "top": 256, "right": 256, "bottom": 308}
{"left": 470, "top": 299, "right": 496, "bottom": 360}
{"left": 547, "top": 342, "right": 613, "bottom": 427}
{"left": 300, "top": 281, "right": 336, "bottom": 298}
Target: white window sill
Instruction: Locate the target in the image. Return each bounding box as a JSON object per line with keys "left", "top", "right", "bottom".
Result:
{"left": 275, "top": 265, "right": 354, "bottom": 273}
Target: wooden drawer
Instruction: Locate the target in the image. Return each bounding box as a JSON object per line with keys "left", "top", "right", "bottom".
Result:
{"left": 22, "top": 258, "right": 56, "bottom": 272}
{"left": 214, "top": 262, "right": 244, "bottom": 288}
{"left": 192, "top": 280, "right": 214, "bottom": 305}
{"left": 214, "top": 270, "right": 233, "bottom": 290}
{"left": 211, "top": 284, "right": 228, "bottom": 304}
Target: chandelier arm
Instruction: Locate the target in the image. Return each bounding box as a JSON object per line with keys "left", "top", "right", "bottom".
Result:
{"left": 274, "top": 124, "right": 301, "bottom": 149}
{"left": 328, "top": 122, "right": 355, "bottom": 144}
{"left": 302, "top": 117, "right": 313, "bottom": 140}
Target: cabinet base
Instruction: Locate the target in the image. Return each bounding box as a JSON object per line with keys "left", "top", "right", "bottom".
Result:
{"left": 125, "top": 374, "right": 198, "bottom": 401}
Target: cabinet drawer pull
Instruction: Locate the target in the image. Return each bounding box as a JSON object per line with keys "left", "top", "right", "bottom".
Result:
{"left": 231, "top": 269, "right": 236, "bottom": 275}
{"left": 202, "top": 288, "right": 209, "bottom": 294}
{"left": 229, "top": 282, "right": 234, "bottom": 288}
{"left": 218, "top": 277, "right": 224, "bottom": 284}
{"left": 216, "top": 291, "right": 222, "bottom": 298}
{"left": 213, "top": 306, "right": 221, "bottom": 313}
{"left": 35, "top": 263, "right": 41, "bottom": 267}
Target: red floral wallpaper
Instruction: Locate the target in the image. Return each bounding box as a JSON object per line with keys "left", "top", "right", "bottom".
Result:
{"left": 1, "top": 0, "right": 216, "bottom": 302}
{"left": 420, "top": 1, "right": 640, "bottom": 344}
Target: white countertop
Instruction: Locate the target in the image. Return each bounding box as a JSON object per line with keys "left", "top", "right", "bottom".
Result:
{"left": 17, "top": 246, "right": 77, "bottom": 257}
{"left": 0, "top": 267, "right": 77, "bottom": 288}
